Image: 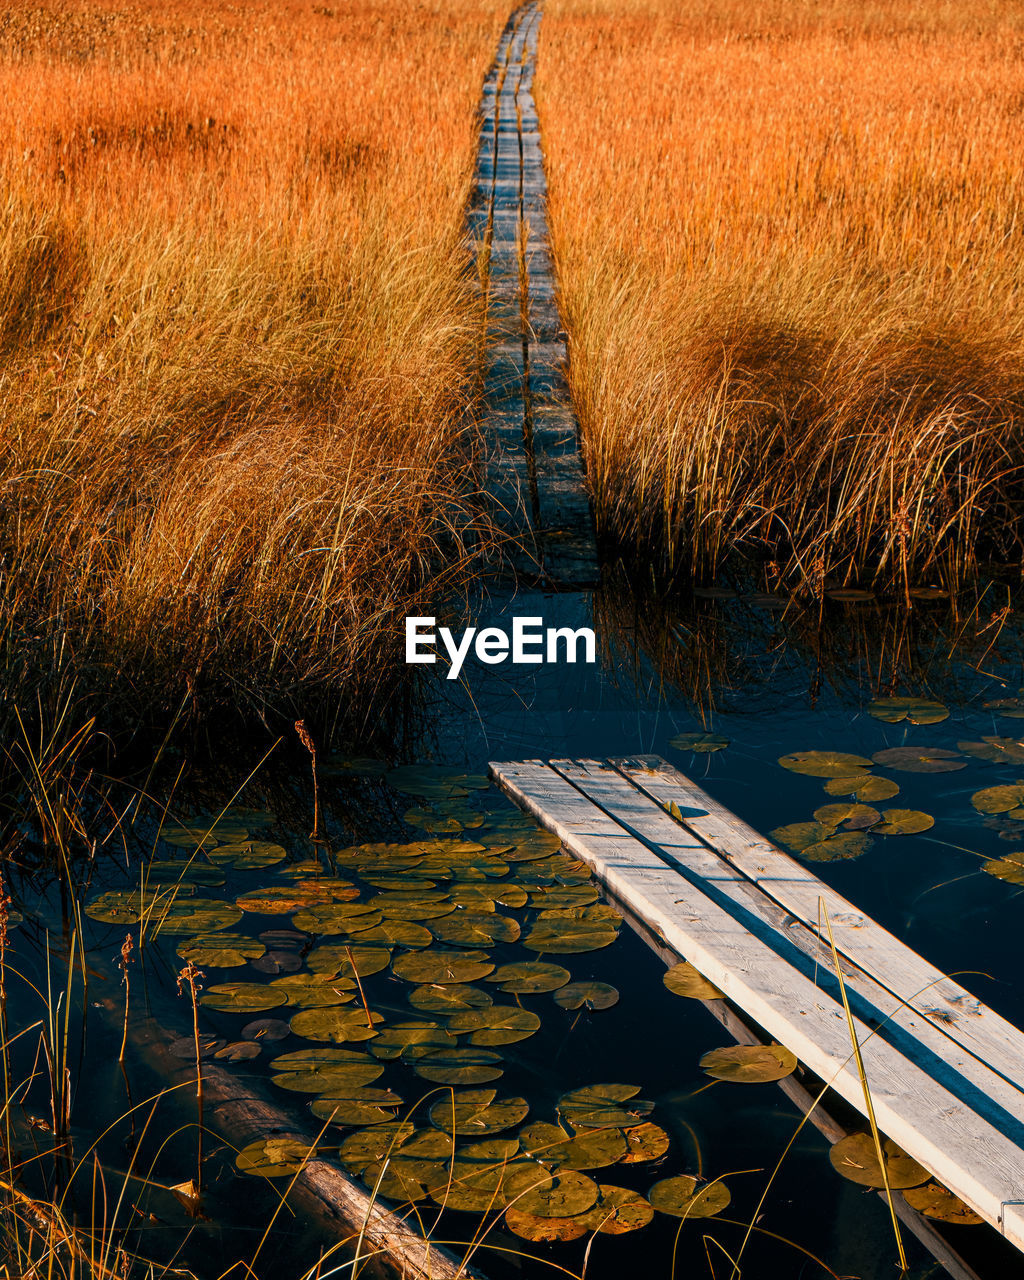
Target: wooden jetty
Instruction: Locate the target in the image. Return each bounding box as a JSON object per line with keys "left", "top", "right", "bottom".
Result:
{"left": 470, "top": 3, "right": 599, "bottom": 589}
{"left": 490, "top": 755, "right": 1024, "bottom": 1270}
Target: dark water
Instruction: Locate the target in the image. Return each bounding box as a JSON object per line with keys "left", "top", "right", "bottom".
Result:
{"left": 8, "top": 579, "right": 1024, "bottom": 1280}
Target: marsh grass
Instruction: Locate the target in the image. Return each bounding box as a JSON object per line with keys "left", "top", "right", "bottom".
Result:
{"left": 0, "top": 0, "right": 505, "bottom": 738}
{"left": 539, "top": 0, "right": 1024, "bottom": 594}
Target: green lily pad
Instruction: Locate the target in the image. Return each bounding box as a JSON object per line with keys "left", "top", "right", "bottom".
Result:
{"left": 522, "top": 919, "right": 618, "bottom": 955}
{"left": 669, "top": 733, "right": 730, "bottom": 753}
{"left": 429, "top": 914, "right": 521, "bottom": 947}
{"left": 828, "top": 1134, "right": 929, "bottom": 1188}
{"left": 958, "top": 737, "right": 1024, "bottom": 765}
{"left": 528, "top": 884, "right": 599, "bottom": 909}
{"left": 558, "top": 1084, "right": 653, "bottom": 1129}
{"left": 177, "top": 934, "right": 266, "bottom": 968}
{"left": 215, "top": 1040, "right": 262, "bottom": 1061}
{"left": 147, "top": 861, "right": 226, "bottom": 888}
{"left": 159, "top": 824, "right": 220, "bottom": 850}
{"left": 871, "top": 747, "right": 965, "bottom": 773}
{"left": 269, "top": 973, "right": 356, "bottom": 1007}
{"left": 272, "top": 1060, "right": 384, "bottom": 1092}
{"left": 520, "top": 1122, "right": 627, "bottom": 1171}
{"left": 409, "top": 984, "right": 493, "bottom": 1015}
{"left": 310, "top": 1088, "right": 404, "bottom": 1126}
{"left": 983, "top": 853, "right": 1024, "bottom": 885}
{"left": 450, "top": 884, "right": 528, "bottom": 909}
{"left": 503, "top": 1208, "right": 589, "bottom": 1243}
{"left": 392, "top": 950, "right": 495, "bottom": 985}
{"left": 873, "top": 809, "right": 934, "bottom": 835}
{"left": 200, "top": 983, "right": 289, "bottom": 1013}
{"left": 207, "top": 842, "right": 287, "bottom": 870}
{"left": 236, "top": 1138, "right": 316, "bottom": 1178}
{"left": 971, "top": 783, "right": 1024, "bottom": 814}
{"left": 307, "top": 945, "right": 392, "bottom": 979}
{"left": 577, "top": 1185, "right": 654, "bottom": 1234}
{"left": 428, "top": 1091, "right": 529, "bottom": 1136}
{"left": 867, "top": 697, "right": 948, "bottom": 725}
{"left": 516, "top": 1170, "right": 599, "bottom": 1218}
{"left": 413, "top": 1046, "right": 504, "bottom": 1084}
{"left": 369, "top": 898, "right": 456, "bottom": 922}
{"left": 354, "top": 920, "right": 434, "bottom": 949}
{"left": 649, "top": 1175, "right": 730, "bottom": 1218}
{"left": 289, "top": 1007, "right": 384, "bottom": 1043}
{"left": 405, "top": 808, "right": 464, "bottom": 834}
{"left": 338, "top": 1122, "right": 415, "bottom": 1173}
{"left": 663, "top": 962, "right": 723, "bottom": 1000}
{"left": 699, "top": 1043, "right": 797, "bottom": 1082}
{"left": 446, "top": 1006, "right": 541, "bottom": 1046}
{"left": 778, "top": 751, "right": 872, "bottom": 778}
{"left": 292, "top": 904, "right": 383, "bottom": 934}
{"left": 621, "top": 1123, "right": 671, "bottom": 1164}
{"left": 770, "top": 823, "right": 872, "bottom": 862}
{"left": 813, "top": 803, "right": 881, "bottom": 831}
{"left": 85, "top": 890, "right": 149, "bottom": 926}
{"left": 368, "top": 1022, "right": 458, "bottom": 1060}
{"left": 824, "top": 774, "right": 900, "bottom": 802}
{"left": 237, "top": 886, "right": 328, "bottom": 914}
{"left": 903, "top": 1182, "right": 984, "bottom": 1224}
{"left": 156, "top": 898, "right": 245, "bottom": 936}
{"left": 553, "top": 981, "right": 619, "bottom": 1011}
{"left": 487, "top": 962, "right": 572, "bottom": 994}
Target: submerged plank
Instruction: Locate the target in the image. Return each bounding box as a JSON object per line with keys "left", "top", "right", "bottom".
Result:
{"left": 490, "top": 757, "right": 1024, "bottom": 1250}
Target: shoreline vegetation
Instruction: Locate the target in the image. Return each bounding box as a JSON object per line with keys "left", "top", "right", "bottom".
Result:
{"left": 538, "top": 0, "right": 1024, "bottom": 596}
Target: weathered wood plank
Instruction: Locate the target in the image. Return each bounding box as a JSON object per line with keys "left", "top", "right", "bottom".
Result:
{"left": 490, "top": 758, "right": 1024, "bottom": 1248}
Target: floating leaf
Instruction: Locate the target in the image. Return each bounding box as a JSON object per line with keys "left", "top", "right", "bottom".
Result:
{"left": 250, "top": 950, "right": 302, "bottom": 975}
{"left": 577, "top": 1185, "right": 654, "bottom": 1234}
{"left": 649, "top": 1175, "right": 730, "bottom": 1218}
{"left": 663, "top": 962, "right": 724, "bottom": 1000}
{"left": 982, "top": 853, "right": 1024, "bottom": 885}
{"left": 355, "top": 920, "right": 434, "bottom": 949}
{"left": 983, "top": 697, "right": 1024, "bottom": 720}
{"left": 778, "top": 751, "right": 872, "bottom": 778}
{"left": 971, "top": 783, "right": 1024, "bottom": 815}
{"left": 413, "top": 1047, "right": 504, "bottom": 1085}
{"left": 873, "top": 809, "right": 934, "bottom": 835}
{"left": 824, "top": 774, "right": 900, "bottom": 802}
{"left": 503, "top": 1208, "right": 589, "bottom": 1242}
{"left": 669, "top": 733, "right": 730, "bottom": 753}
{"left": 272, "top": 1060, "right": 384, "bottom": 1092}
{"left": 370, "top": 897, "right": 455, "bottom": 922}
{"left": 241, "top": 1018, "right": 290, "bottom": 1042}
{"left": 428, "top": 1091, "right": 528, "bottom": 1136}
{"left": 168, "top": 1034, "right": 224, "bottom": 1060}
{"left": 289, "top": 1007, "right": 384, "bottom": 1043}
{"left": 770, "top": 824, "right": 872, "bottom": 862}
{"left": 867, "top": 697, "right": 948, "bottom": 725}
{"left": 236, "top": 1139, "right": 316, "bottom": 1178}
{"left": 409, "top": 984, "right": 493, "bottom": 1015}
{"left": 292, "top": 904, "right": 383, "bottom": 934}
{"left": 450, "top": 884, "right": 528, "bottom": 909}
{"left": 237, "top": 886, "right": 326, "bottom": 914}
{"left": 200, "top": 983, "right": 288, "bottom": 1013}
{"left": 362, "top": 1158, "right": 440, "bottom": 1202}
{"left": 903, "top": 1182, "right": 983, "bottom": 1225}
{"left": 828, "top": 1134, "right": 929, "bottom": 1188}
{"left": 553, "top": 981, "right": 619, "bottom": 1011}
{"left": 176, "top": 934, "right": 266, "bottom": 969}
{"left": 307, "top": 945, "right": 391, "bottom": 979}
{"left": 523, "top": 919, "right": 617, "bottom": 955}
{"left": 520, "top": 1122, "right": 626, "bottom": 1171}
{"left": 147, "top": 860, "right": 226, "bottom": 888}
{"left": 699, "top": 1044, "right": 796, "bottom": 1083}
{"left": 959, "top": 736, "right": 1024, "bottom": 765}
{"left": 447, "top": 1007, "right": 541, "bottom": 1046}
{"left": 558, "top": 1084, "right": 653, "bottom": 1129}
{"left": 429, "top": 914, "right": 520, "bottom": 947}
{"left": 621, "top": 1123, "right": 670, "bottom": 1164}
{"left": 311, "top": 1088, "right": 404, "bottom": 1126}
{"left": 487, "top": 962, "right": 572, "bottom": 994}
{"left": 871, "top": 747, "right": 965, "bottom": 774}
{"left": 368, "top": 1022, "right": 457, "bottom": 1061}
{"left": 214, "top": 1040, "right": 262, "bottom": 1061}
{"left": 159, "top": 824, "right": 219, "bottom": 850}
{"left": 527, "top": 884, "right": 599, "bottom": 909}
{"left": 392, "top": 950, "right": 495, "bottom": 985}
{"left": 269, "top": 974, "right": 356, "bottom": 1007}
{"left": 338, "top": 1123, "right": 416, "bottom": 1172}
{"left": 516, "top": 1170, "right": 599, "bottom": 1218}
{"left": 207, "top": 842, "right": 287, "bottom": 870}
{"left": 812, "top": 803, "right": 881, "bottom": 831}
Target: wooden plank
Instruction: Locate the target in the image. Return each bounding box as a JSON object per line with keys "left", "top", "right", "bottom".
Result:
{"left": 490, "top": 758, "right": 1024, "bottom": 1248}
{"left": 615, "top": 754, "right": 1024, "bottom": 1102}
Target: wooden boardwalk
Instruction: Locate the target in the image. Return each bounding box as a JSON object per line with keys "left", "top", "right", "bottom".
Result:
{"left": 470, "top": 3, "right": 599, "bottom": 589}
{"left": 490, "top": 755, "right": 1024, "bottom": 1264}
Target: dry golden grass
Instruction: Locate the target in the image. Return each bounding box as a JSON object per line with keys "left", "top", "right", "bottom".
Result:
{"left": 538, "top": 0, "right": 1024, "bottom": 593}
{"left": 0, "top": 0, "right": 504, "bottom": 727}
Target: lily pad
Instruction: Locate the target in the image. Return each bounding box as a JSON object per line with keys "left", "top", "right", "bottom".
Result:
{"left": 519, "top": 1122, "right": 627, "bottom": 1171}
{"left": 236, "top": 1138, "right": 316, "bottom": 1178}
{"left": 450, "top": 884, "right": 529, "bottom": 909}
{"left": 982, "top": 853, "right": 1024, "bottom": 885}
{"left": 577, "top": 1185, "right": 654, "bottom": 1234}
{"left": 362, "top": 1158, "right": 441, "bottom": 1202}
{"left": 527, "top": 884, "right": 599, "bottom": 909}
{"left": 269, "top": 974, "right": 356, "bottom": 1007}
{"left": 338, "top": 1122, "right": 415, "bottom": 1173}
{"left": 553, "top": 981, "right": 619, "bottom": 1011}
{"left": 176, "top": 934, "right": 266, "bottom": 969}
{"left": 356, "top": 921, "right": 434, "bottom": 949}
{"left": 429, "top": 914, "right": 521, "bottom": 947}
{"left": 669, "top": 733, "right": 730, "bottom": 753}
{"left": 392, "top": 950, "right": 495, "bottom": 985}
{"left": 871, "top": 747, "right": 965, "bottom": 774}
{"left": 503, "top": 1208, "right": 590, "bottom": 1242}
{"left": 147, "top": 860, "right": 226, "bottom": 888}
{"left": 413, "top": 1047, "right": 504, "bottom": 1084}
{"left": 168, "top": 1034, "right": 224, "bottom": 1060}
{"left": 558, "top": 1083, "right": 653, "bottom": 1129}
{"left": 516, "top": 1170, "right": 599, "bottom": 1218}
{"left": 663, "top": 962, "right": 724, "bottom": 1000}
{"left": 272, "top": 1060, "right": 384, "bottom": 1092}
{"left": 289, "top": 1007, "right": 384, "bottom": 1043}
{"left": 958, "top": 737, "right": 1024, "bottom": 765}
{"left": 446, "top": 1007, "right": 541, "bottom": 1046}
{"left": 155, "top": 898, "right": 244, "bottom": 936}
{"left": 292, "top": 904, "right": 383, "bottom": 934}
{"left": 867, "top": 697, "right": 948, "bottom": 725}
{"left": 983, "top": 697, "right": 1024, "bottom": 720}
{"left": 770, "top": 824, "right": 872, "bottom": 862}
{"left": 778, "top": 751, "right": 872, "bottom": 778}
{"left": 206, "top": 842, "right": 287, "bottom": 870}
{"left": 370, "top": 898, "right": 456, "bottom": 922}
{"left": 428, "top": 1092, "right": 529, "bottom": 1136}
{"left": 971, "top": 783, "right": 1024, "bottom": 815}
{"left": 307, "top": 945, "right": 391, "bottom": 979}
{"left": 237, "top": 886, "right": 328, "bottom": 914}
{"left": 214, "top": 1040, "right": 261, "bottom": 1061}
{"left": 241, "top": 1018, "right": 290, "bottom": 1042}
{"left": 368, "top": 1022, "right": 458, "bottom": 1061}
{"left": 523, "top": 919, "right": 618, "bottom": 955}
{"left": 621, "top": 1123, "right": 671, "bottom": 1164}
{"left": 699, "top": 1043, "right": 797, "bottom": 1082}
{"left": 903, "top": 1182, "right": 983, "bottom": 1225}
{"left": 824, "top": 774, "right": 900, "bottom": 802}
{"left": 409, "top": 984, "right": 493, "bottom": 1015}
{"left": 828, "top": 1134, "right": 929, "bottom": 1188}
{"left": 200, "top": 983, "right": 289, "bottom": 1013}
{"left": 812, "top": 803, "right": 881, "bottom": 831}
{"left": 310, "top": 1088, "right": 404, "bottom": 1126}
{"left": 873, "top": 809, "right": 934, "bottom": 835}
{"left": 649, "top": 1175, "right": 730, "bottom": 1218}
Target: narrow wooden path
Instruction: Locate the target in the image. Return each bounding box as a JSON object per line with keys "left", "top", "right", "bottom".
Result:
{"left": 470, "top": 3, "right": 599, "bottom": 588}
{"left": 491, "top": 755, "right": 1024, "bottom": 1261}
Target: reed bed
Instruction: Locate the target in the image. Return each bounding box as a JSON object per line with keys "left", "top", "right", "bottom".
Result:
{"left": 538, "top": 0, "right": 1024, "bottom": 593}
{"left": 0, "top": 0, "right": 504, "bottom": 732}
